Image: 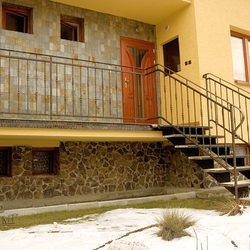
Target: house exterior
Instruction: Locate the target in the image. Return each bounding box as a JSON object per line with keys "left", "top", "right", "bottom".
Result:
{"left": 0, "top": 0, "right": 250, "bottom": 203}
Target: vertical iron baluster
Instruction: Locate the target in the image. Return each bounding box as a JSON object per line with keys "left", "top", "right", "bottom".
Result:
{"left": 72, "top": 60, "right": 75, "bottom": 116}
{"left": 87, "top": 67, "right": 90, "bottom": 117}
{"left": 79, "top": 65, "right": 83, "bottom": 116}
{"left": 49, "top": 56, "right": 52, "bottom": 119}
{"left": 27, "top": 59, "right": 29, "bottom": 114}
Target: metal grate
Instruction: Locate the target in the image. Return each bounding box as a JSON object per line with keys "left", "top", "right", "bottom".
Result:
{"left": 0, "top": 151, "right": 7, "bottom": 175}
{"left": 33, "top": 151, "right": 51, "bottom": 174}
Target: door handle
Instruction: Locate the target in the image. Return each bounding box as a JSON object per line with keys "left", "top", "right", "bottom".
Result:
{"left": 124, "top": 77, "right": 130, "bottom": 88}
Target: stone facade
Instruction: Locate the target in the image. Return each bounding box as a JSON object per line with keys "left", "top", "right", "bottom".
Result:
{"left": 0, "top": 0, "right": 155, "bottom": 61}
{"left": 0, "top": 141, "right": 204, "bottom": 202}
{"left": 0, "top": 0, "right": 156, "bottom": 122}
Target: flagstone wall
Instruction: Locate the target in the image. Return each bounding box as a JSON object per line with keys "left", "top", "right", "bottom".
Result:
{"left": 0, "top": 141, "right": 205, "bottom": 202}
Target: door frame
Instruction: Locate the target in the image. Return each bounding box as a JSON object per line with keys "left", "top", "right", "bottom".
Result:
{"left": 120, "top": 37, "right": 158, "bottom": 124}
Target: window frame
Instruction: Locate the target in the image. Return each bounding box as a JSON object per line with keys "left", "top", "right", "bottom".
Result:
{"left": 231, "top": 31, "right": 250, "bottom": 84}
{"left": 2, "top": 5, "right": 32, "bottom": 33}
{"left": 32, "top": 148, "right": 58, "bottom": 175}
{"left": 0, "top": 147, "right": 11, "bottom": 177}
{"left": 60, "top": 17, "right": 83, "bottom": 42}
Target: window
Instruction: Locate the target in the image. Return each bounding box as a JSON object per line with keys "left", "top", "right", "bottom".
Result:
{"left": 2, "top": 5, "right": 32, "bottom": 33}
{"left": 0, "top": 147, "right": 11, "bottom": 176}
{"left": 32, "top": 148, "right": 58, "bottom": 175}
{"left": 231, "top": 31, "right": 250, "bottom": 83}
{"left": 61, "top": 17, "right": 83, "bottom": 42}
{"left": 163, "top": 38, "right": 181, "bottom": 73}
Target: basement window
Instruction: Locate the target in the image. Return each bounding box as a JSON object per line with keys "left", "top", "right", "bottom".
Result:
{"left": 61, "top": 17, "right": 83, "bottom": 42}
{"left": 2, "top": 4, "right": 32, "bottom": 33}
{"left": 32, "top": 148, "right": 58, "bottom": 175}
{"left": 0, "top": 147, "right": 11, "bottom": 177}
{"left": 163, "top": 38, "right": 181, "bottom": 74}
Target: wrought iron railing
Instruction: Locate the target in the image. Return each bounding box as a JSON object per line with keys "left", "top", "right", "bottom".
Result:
{"left": 203, "top": 73, "right": 250, "bottom": 144}
{"left": 0, "top": 49, "right": 154, "bottom": 123}
{"left": 154, "top": 65, "right": 246, "bottom": 145}
{"left": 153, "top": 65, "right": 249, "bottom": 200}
{"left": 0, "top": 49, "right": 247, "bottom": 145}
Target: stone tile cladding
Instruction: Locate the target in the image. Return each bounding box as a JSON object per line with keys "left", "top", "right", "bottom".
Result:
{"left": 0, "top": 0, "right": 156, "bottom": 121}
{"left": 0, "top": 142, "right": 204, "bottom": 201}
{"left": 0, "top": 0, "right": 155, "bottom": 60}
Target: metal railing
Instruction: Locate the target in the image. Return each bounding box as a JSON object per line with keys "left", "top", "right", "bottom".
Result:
{"left": 0, "top": 49, "right": 247, "bottom": 145}
{"left": 203, "top": 73, "right": 250, "bottom": 144}
{"left": 153, "top": 65, "right": 249, "bottom": 200}
{"left": 0, "top": 49, "right": 158, "bottom": 123}
{"left": 154, "top": 65, "right": 245, "bottom": 144}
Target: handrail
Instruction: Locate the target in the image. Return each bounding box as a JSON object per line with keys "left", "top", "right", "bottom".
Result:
{"left": 153, "top": 64, "right": 246, "bottom": 138}
{"left": 149, "top": 116, "right": 237, "bottom": 176}
{"left": 203, "top": 73, "right": 250, "bottom": 97}
{"left": 156, "top": 66, "right": 250, "bottom": 200}
{"left": 203, "top": 73, "right": 250, "bottom": 145}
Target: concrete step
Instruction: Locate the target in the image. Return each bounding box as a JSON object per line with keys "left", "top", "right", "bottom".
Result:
{"left": 204, "top": 166, "right": 250, "bottom": 173}
{"left": 189, "top": 155, "right": 250, "bottom": 160}
{"left": 220, "top": 180, "right": 250, "bottom": 188}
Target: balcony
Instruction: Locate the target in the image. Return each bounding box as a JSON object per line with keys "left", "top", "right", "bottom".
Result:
{"left": 0, "top": 48, "right": 165, "bottom": 145}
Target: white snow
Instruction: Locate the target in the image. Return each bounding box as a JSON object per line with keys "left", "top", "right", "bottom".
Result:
{"left": 0, "top": 207, "right": 250, "bottom": 250}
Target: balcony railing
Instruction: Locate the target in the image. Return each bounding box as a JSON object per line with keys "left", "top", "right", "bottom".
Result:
{"left": 0, "top": 49, "right": 136, "bottom": 123}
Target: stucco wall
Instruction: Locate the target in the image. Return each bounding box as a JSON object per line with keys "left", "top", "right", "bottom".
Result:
{"left": 156, "top": 0, "right": 250, "bottom": 136}
{"left": 0, "top": 141, "right": 205, "bottom": 202}
{"left": 157, "top": 0, "right": 250, "bottom": 91}
{"left": 193, "top": 0, "right": 250, "bottom": 85}
{"left": 156, "top": 4, "right": 200, "bottom": 84}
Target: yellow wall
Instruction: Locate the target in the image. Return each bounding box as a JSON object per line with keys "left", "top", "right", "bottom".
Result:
{"left": 156, "top": 4, "right": 201, "bottom": 124}
{"left": 157, "top": 0, "right": 250, "bottom": 90}
{"left": 156, "top": 3, "right": 200, "bottom": 84}
{"left": 156, "top": 0, "right": 250, "bottom": 135}
{"left": 194, "top": 0, "right": 250, "bottom": 88}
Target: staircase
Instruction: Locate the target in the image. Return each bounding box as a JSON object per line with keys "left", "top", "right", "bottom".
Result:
{"left": 152, "top": 123, "right": 250, "bottom": 199}
{"left": 151, "top": 66, "right": 250, "bottom": 201}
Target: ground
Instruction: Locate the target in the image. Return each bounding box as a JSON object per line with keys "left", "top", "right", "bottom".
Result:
{"left": 0, "top": 207, "right": 249, "bottom": 250}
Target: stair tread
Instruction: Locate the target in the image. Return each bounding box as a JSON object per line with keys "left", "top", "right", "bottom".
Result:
{"left": 204, "top": 166, "right": 250, "bottom": 173}
{"left": 152, "top": 124, "right": 211, "bottom": 129}
{"left": 220, "top": 180, "right": 250, "bottom": 187}
{"left": 164, "top": 134, "right": 223, "bottom": 138}
{"left": 189, "top": 155, "right": 250, "bottom": 160}
{"left": 175, "top": 144, "right": 231, "bottom": 149}
{"left": 239, "top": 197, "right": 250, "bottom": 201}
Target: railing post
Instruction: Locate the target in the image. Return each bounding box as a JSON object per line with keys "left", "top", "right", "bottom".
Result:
{"left": 230, "top": 104, "right": 238, "bottom": 202}
{"left": 204, "top": 75, "right": 212, "bottom": 145}
{"left": 50, "top": 56, "right": 53, "bottom": 120}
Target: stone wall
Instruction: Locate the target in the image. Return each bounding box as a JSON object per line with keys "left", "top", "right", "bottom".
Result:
{"left": 0, "top": 0, "right": 156, "bottom": 122}
{"left": 0, "top": 0, "right": 155, "bottom": 62}
{"left": 0, "top": 141, "right": 205, "bottom": 202}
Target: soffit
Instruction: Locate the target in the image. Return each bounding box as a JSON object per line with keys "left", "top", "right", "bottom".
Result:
{"left": 51, "top": 0, "right": 191, "bottom": 25}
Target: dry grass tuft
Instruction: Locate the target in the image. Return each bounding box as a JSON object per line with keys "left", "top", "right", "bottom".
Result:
{"left": 219, "top": 198, "right": 248, "bottom": 216}
{"left": 156, "top": 209, "right": 197, "bottom": 241}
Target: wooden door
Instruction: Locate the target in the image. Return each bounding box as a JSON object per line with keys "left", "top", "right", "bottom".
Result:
{"left": 120, "top": 37, "right": 157, "bottom": 123}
